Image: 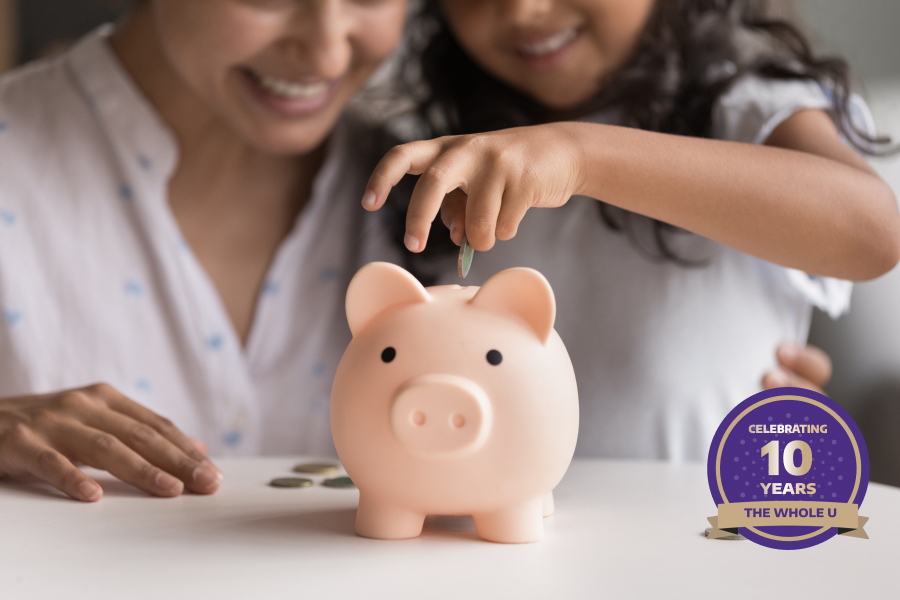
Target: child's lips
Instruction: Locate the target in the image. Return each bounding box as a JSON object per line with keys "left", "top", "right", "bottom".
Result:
{"left": 514, "top": 27, "right": 581, "bottom": 58}
{"left": 513, "top": 27, "right": 582, "bottom": 70}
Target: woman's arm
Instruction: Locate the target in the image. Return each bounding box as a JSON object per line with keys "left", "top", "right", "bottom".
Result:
{"left": 363, "top": 111, "right": 900, "bottom": 281}
{"left": 0, "top": 384, "right": 223, "bottom": 501}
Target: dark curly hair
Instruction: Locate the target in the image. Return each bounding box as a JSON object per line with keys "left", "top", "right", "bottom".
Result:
{"left": 386, "top": 0, "right": 893, "bottom": 269}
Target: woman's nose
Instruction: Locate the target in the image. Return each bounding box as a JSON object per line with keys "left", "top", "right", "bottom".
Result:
{"left": 282, "top": 0, "right": 353, "bottom": 80}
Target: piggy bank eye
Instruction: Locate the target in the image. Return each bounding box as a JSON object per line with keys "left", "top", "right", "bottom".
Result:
{"left": 381, "top": 347, "right": 397, "bottom": 363}
{"left": 486, "top": 350, "right": 502, "bottom": 366}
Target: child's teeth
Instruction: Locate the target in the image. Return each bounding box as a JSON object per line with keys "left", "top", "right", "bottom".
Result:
{"left": 257, "top": 74, "right": 329, "bottom": 99}
{"left": 519, "top": 28, "right": 578, "bottom": 57}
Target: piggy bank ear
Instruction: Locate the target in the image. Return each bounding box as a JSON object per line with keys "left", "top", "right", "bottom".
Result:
{"left": 346, "top": 262, "right": 430, "bottom": 336}
{"left": 469, "top": 268, "right": 556, "bottom": 344}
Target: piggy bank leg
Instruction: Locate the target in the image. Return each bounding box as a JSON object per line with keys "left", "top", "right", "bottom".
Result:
{"left": 355, "top": 494, "right": 425, "bottom": 540}
{"left": 542, "top": 491, "right": 555, "bottom": 518}
{"left": 473, "top": 498, "right": 544, "bottom": 543}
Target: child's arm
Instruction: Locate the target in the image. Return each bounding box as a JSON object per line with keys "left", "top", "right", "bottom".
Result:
{"left": 362, "top": 110, "right": 900, "bottom": 281}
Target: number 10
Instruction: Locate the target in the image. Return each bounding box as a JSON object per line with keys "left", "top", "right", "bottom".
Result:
{"left": 761, "top": 440, "right": 812, "bottom": 476}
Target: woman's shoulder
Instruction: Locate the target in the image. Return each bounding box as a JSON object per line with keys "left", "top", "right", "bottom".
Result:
{"left": 0, "top": 53, "right": 100, "bottom": 170}
{"left": 0, "top": 51, "right": 91, "bottom": 128}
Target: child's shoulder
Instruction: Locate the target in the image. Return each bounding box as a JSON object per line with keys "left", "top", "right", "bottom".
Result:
{"left": 712, "top": 74, "right": 833, "bottom": 145}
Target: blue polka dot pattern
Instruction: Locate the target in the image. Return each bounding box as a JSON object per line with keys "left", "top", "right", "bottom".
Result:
{"left": 320, "top": 267, "right": 340, "bottom": 282}
{"left": 0, "top": 122, "right": 7, "bottom": 132}
{"left": 137, "top": 154, "right": 152, "bottom": 171}
{"left": 2, "top": 309, "right": 22, "bottom": 326}
{"left": 263, "top": 280, "right": 280, "bottom": 296}
{"left": 119, "top": 184, "right": 134, "bottom": 202}
{"left": 0, "top": 210, "right": 15, "bottom": 226}
{"left": 124, "top": 281, "right": 144, "bottom": 296}
{"left": 223, "top": 430, "right": 243, "bottom": 447}
{"left": 135, "top": 378, "right": 152, "bottom": 393}
{"left": 205, "top": 333, "right": 224, "bottom": 351}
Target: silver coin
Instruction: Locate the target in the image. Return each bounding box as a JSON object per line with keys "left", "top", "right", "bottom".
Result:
{"left": 293, "top": 462, "right": 340, "bottom": 475}
{"left": 270, "top": 477, "right": 313, "bottom": 489}
{"left": 322, "top": 476, "right": 355, "bottom": 488}
{"left": 458, "top": 234, "right": 474, "bottom": 278}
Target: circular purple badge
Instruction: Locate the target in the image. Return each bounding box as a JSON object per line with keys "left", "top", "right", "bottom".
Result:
{"left": 707, "top": 387, "right": 869, "bottom": 550}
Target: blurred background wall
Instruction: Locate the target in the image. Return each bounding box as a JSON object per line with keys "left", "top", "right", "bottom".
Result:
{"left": 0, "top": 0, "right": 898, "bottom": 481}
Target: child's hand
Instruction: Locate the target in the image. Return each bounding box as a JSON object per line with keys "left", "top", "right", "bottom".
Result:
{"left": 362, "top": 124, "right": 584, "bottom": 252}
{"left": 0, "top": 384, "right": 223, "bottom": 501}
{"left": 762, "top": 343, "right": 833, "bottom": 393}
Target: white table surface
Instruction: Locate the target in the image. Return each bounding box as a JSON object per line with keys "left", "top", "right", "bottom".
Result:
{"left": 0, "top": 458, "right": 896, "bottom": 599}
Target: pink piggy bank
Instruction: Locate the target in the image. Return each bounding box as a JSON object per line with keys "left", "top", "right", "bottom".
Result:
{"left": 330, "top": 262, "right": 579, "bottom": 543}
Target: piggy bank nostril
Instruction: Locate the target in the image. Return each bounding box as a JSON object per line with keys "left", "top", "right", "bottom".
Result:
{"left": 451, "top": 413, "right": 466, "bottom": 428}
{"left": 412, "top": 411, "right": 426, "bottom": 426}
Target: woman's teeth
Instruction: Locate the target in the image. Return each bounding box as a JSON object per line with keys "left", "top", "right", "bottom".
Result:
{"left": 517, "top": 28, "right": 579, "bottom": 57}
{"left": 256, "top": 74, "right": 329, "bottom": 100}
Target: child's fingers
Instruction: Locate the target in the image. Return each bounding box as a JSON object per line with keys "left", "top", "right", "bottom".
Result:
{"left": 440, "top": 189, "right": 468, "bottom": 246}
{"left": 776, "top": 343, "right": 832, "bottom": 389}
{"left": 58, "top": 422, "right": 186, "bottom": 498}
{"left": 81, "top": 407, "right": 221, "bottom": 494}
{"left": 463, "top": 175, "right": 507, "bottom": 252}
{"left": 4, "top": 426, "right": 103, "bottom": 502}
{"left": 405, "top": 150, "right": 474, "bottom": 252}
{"left": 494, "top": 188, "right": 531, "bottom": 242}
{"left": 362, "top": 140, "right": 445, "bottom": 211}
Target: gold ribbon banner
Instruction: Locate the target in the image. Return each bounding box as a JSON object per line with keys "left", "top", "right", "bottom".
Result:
{"left": 707, "top": 502, "right": 869, "bottom": 539}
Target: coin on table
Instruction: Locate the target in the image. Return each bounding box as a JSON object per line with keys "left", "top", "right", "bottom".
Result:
{"left": 292, "top": 462, "right": 340, "bottom": 475}
{"left": 270, "top": 477, "right": 314, "bottom": 489}
{"left": 322, "top": 476, "right": 355, "bottom": 488}
{"left": 458, "top": 234, "right": 474, "bottom": 278}
{"left": 704, "top": 527, "right": 746, "bottom": 540}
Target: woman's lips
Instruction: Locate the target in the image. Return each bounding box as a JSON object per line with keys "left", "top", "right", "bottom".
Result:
{"left": 514, "top": 27, "right": 582, "bottom": 70}
{"left": 240, "top": 69, "right": 340, "bottom": 118}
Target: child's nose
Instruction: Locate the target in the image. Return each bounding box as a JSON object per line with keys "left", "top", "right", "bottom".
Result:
{"left": 504, "top": 0, "right": 554, "bottom": 24}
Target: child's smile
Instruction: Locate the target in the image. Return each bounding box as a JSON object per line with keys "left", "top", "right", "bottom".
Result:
{"left": 440, "top": 0, "right": 656, "bottom": 109}
{"left": 513, "top": 26, "right": 583, "bottom": 70}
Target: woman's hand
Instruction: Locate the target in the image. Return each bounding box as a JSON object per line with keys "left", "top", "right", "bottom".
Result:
{"left": 362, "top": 124, "right": 584, "bottom": 252}
{"left": 0, "top": 383, "right": 222, "bottom": 502}
{"left": 762, "top": 343, "right": 833, "bottom": 393}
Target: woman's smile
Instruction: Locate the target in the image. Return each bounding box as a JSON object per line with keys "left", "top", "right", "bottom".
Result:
{"left": 239, "top": 68, "right": 341, "bottom": 118}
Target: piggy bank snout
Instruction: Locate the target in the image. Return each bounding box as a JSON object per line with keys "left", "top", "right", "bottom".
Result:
{"left": 390, "top": 374, "right": 493, "bottom": 459}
